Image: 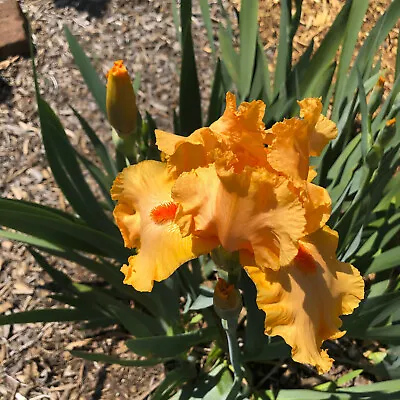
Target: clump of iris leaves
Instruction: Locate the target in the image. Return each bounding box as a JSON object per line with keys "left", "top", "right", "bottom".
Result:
{"left": 1, "top": 1, "right": 400, "bottom": 399}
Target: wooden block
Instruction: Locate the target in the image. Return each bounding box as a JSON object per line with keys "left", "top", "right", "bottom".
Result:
{"left": 0, "top": 0, "right": 29, "bottom": 60}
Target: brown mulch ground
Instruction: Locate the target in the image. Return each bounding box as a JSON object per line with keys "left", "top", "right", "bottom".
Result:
{"left": 257, "top": 0, "right": 399, "bottom": 88}
{"left": 0, "top": 1, "right": 398, "bottom": 399}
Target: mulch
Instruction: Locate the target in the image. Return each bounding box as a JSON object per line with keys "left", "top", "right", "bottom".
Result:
{"left": 0, "top": 0, "right": 398, "bottom": 398}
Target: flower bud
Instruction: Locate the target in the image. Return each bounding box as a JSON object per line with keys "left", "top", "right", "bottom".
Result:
{"left": 213, "top": 278, "right": 242, "bottom": 320}
{"left": 369, "top": 76, "right": 385, "bottom": 115}
{"left": 377, "top": 118, "right": 396, "bottom": 148}
{"left": 106, "top": 60, "right": 137, "bottom": 138}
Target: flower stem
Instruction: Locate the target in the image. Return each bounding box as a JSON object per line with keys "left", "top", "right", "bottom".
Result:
{"left": 222, "top": 317, "right": 242, "bottom": 378}
{"left": 212, "top": 252, "right": 246, "bottom": 397}
{"left": 222, "top": 314, "right": 245, "bottom": 399}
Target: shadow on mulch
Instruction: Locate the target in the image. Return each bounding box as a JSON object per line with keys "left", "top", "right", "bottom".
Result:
{"left": 91, "top": 365, "right": 108, "bottom": 400}
{"left": 52, "top": 0, "right": 111, "bottom": 18}
{"left": 0, "top": 77, "right": 12, "bottom": 104}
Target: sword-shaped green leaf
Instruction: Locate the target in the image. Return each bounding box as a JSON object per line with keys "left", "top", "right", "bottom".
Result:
{"left": 64, "top": 26, "right": 106, "bottom": 116}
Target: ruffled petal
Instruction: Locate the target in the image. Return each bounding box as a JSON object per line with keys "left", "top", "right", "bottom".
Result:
{"left": 210, "top": 93, "right": 269, "bottom": 172}
{"left": 155, "top": 129, "right": 190, "bottom": 155}
{"left": 298, "top": 98, "right": 338, "bottom": 156}
{"left": 298, "top": 98, "right": 322, "bottom": 127}
{"left": 156, "top": 128, "right": 218, "bottom": 175}
{"left": 172, "top": 164, "right": 306, "bottom": 270}
{"left": 156, "top": 93, "right": 269, "bottom": 176}
{"left": 267, "top": 117, "right": 310, "bottom": 182}
{"left": 121, "top": 225, "right": 215, "bottom": 292}
{"left": 111, "top": 160, "right": 173, "bottom": 217}
{"left": 302, "top": 182, "right": 331, "bottom": 235}
{"left": 111, "top": 160, "right": 216, "bottom": 291}
{"left": 210, "top": 92, "right": 266, "bottom": 141}
{"left": 113, "top": 203, "right": 140, "bottom": 248}
{"left": 267, "top": 108, "right": 333, "bottom": 235}
{"left": 268, "top": 99, "right": 338, "bottom": 182}
{"left": 312, "top": 115, "right": 338, "bottom": 156}
{"left": 244, "top": 226, "right": 364, "bottom": 373}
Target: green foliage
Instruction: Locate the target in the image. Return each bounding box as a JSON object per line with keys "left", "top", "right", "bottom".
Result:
{"left": 178, "top": 0, "right": 202, "bottom": 135}
{"left": 276, "top": 379, "right": 400, "bottom": 400}
{"left": 125, "top": 327, "right": 218, "bottom": 358}
{"left": 238, "top": 0, "right": 258, "bottom": 99}
{"left": 1, "top": 1, "right": 400, "bottom": 399}
{"left": 64, "top": 26, "right": 107, "bottom": 116}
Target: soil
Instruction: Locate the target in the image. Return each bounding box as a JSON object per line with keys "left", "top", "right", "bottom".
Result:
{"left": 0, "top": 0, "right": 398, "bottom": 399}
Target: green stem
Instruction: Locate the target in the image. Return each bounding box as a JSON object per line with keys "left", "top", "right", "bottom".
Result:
{"left": 212, "top": 253, "right": 246, "bottom": 397}
{"left": 222, "top": 318, "right": 242, "bottom": 379}
{"left": 115, "top": 149, "right": 128, "bottom": 172}
{"left": 222, "top": 316, "right": 245, "bottom": 399}
{"left": 112, "top": 128, "right": 138, "bottom": 166}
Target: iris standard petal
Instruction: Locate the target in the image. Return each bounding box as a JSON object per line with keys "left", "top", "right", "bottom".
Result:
{"left": 267, "top": 109, "right": 333, "bottom": 236}
{"left": 172, "top": 164, "right": 306, "bottom": 270}
{"left": 302, "top": 182, "right": 332, "bottom": 235}
{"left": 298, "top": 98, "right": 338, "bottom": 156}
{"left": 210, "top": 92, "right": 266, "bottom": 141}
{"left": 155, "top": 93, "right": 269, "bottom": 176}
{"left": 267, "top": 98, "right": 337, "bottom": 181}
{"left": 267, "top": 117, "right": 310, "bottom": 182}
{"left": 155, "top": 127, "right": 218, "bottom": 175}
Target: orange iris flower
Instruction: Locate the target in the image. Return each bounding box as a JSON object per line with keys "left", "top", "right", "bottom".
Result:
{"left": 111, "top": 93, "right": 364, "bottom": 373}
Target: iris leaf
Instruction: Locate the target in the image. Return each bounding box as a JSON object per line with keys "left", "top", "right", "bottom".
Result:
{"left": 71, "top": 350, "right": 167, "bottom": 366}
{"left": 0, "top": 309, "right": 98, "bottom": 325}
{"left": 179, "top": 0, "right": 202, "bottom": 135}
{"left": 239, "top": 0, "right": 258, "bottom": 99}
{"left": 64, "top": 26, "right": 106, "bottom": 116}
{"left": 126, "top": 327, "right": 218, "bottom": 358}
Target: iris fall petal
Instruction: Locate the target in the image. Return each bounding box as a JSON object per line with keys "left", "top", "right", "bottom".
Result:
{"left": 244, "top": 226, "right": 364, "bottom": 373}
{"left": 111, "top": 160, "right": 215, "bottom": 291}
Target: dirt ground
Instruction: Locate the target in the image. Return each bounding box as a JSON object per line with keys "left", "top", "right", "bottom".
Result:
{"left": 0, "top": 0, "right": 398, "bottom": 399}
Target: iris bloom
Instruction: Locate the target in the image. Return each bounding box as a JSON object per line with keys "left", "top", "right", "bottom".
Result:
{"left": 111, "top": 93, "right": 364, "bottom": 373}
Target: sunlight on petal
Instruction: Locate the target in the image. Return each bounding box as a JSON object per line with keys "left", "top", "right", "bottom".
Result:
{"left": 172, "top": 164, "right": 306, "bottom": 270}
{"left": 111, "top": 160, "right": 215, "bottom": 291}
{"left": 302, "top": 182, "right": 331, "bottom": 235}
{"left": 267, "top": 117, "right": 310, "bottom": 182}
{"left": 245, "top": 226, "right": 364, "bottom": 373}
{"left": 298, "top": 98, "right": 338, "bottom": 156}
{"left": 156, "top": 93, "right": 270, "bottom": 176}
{"left": 210, "top": 92, "right": 266, "bottom": 141}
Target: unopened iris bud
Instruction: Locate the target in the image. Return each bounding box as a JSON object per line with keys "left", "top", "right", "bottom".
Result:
{"left": 377, "top": 118, "right": 396, "bottom": 148}
{"left": 369, "top": 76, "right": 385, "bottom": 115}
{"left": 106, "top": 60, "right": 137, "bottom": 138}
{"left": 213, "top": 278, "right": 242, "bottom": 320}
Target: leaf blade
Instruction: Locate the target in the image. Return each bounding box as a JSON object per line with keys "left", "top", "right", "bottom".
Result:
{"left": 239, "top": 0, "right": 259, "bottom": 98}
{"left": 179, "top": 0, "right": 202, "bottom": 135}
{"left": 64, "top": 26, "right": 106, "bottom": 115}
{"left": 126, "top": 327, "right": 218, "bottom": 358}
